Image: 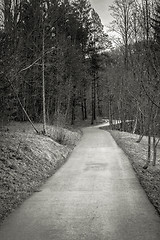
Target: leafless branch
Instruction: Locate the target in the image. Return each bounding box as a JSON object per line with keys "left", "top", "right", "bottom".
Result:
{"left": 140, "top": 77, "right": 160, "bottom": 109}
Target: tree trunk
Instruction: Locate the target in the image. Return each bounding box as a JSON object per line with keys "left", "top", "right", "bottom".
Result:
{"left": 109, "top": 96, "right": 113, "bottom": 129}
{"left": 71, "top": 98, "right": 75, "bottom": 125}
{"left": 91, "top": 71, "right": 96, "bottom": 125}
{"left": 71, "top": 86, "right": 76, "bottom": 125}
{"left": 143, "top": 127, "right": 151, "bottom": 169}
{"left": 84, "top": 97, "right": 87, "bottom": 120}
{"left": 143, "top": 102, "right": 153, "bottom": 169}
{"left": 147, "top": 134, "right": 151, "bottom": 164}
{"left": 97, "top": 78, "right": 102, "bottom": 117}
{"left": 152, "top": 108, "right": 158, "bottom": 166}
{"left": 152, "top": 136, "right": 157, "bottom": 166}
{"left": 133, "top": 104, "right": 138, "bottom": 134}
{"left": 42, "top": 22, "right": 46, "bottom": 134}
{"left": 81, "top": 100, "right": 85, "bottom": 120}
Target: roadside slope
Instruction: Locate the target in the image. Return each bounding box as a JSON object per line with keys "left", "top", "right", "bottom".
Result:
{"left": 0, "top": 127, "right": 160, "bottom": 240}
{"left": 0, "top": 122, "right": 81, "bottom": 224}
{"left": 108, "top": 130, "right": 160, "bottom": 215}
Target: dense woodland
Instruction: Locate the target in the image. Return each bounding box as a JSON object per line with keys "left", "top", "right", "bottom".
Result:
{"left": 0, "top": 0, "right": 110, "bottom": 128}
{"left": 0, "top": 0, "right": 160, "bottom": 166}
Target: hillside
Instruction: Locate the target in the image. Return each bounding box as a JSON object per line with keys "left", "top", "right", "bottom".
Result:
{"left": 0, "top": 122, "right": 81, "bottom": 224}
{"left": 107, "top": 130, "right": 160, "bottom": 215}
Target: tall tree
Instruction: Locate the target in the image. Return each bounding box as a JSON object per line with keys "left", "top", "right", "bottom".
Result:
{"left": 152, "top": 0, "right": 160, "bottom": 44}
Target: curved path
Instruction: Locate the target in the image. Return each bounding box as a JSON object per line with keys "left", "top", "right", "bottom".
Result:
{"left": 1, "top": 127, "right": 160, "bottom": 240}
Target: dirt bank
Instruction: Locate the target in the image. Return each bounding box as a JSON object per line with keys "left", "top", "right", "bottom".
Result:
{"left": 0, "top": 122, "right": 81, "bottom": 224}
{"left": 107, "top": 130, "right": 160, "bottom": 215}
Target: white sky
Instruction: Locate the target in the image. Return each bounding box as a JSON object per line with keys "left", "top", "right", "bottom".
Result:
{"left": 90, "top": 0, "right": 115, "bottom": 27}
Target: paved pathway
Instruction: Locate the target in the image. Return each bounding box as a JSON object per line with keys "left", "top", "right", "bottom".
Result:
{"left": 0, "top": 127, "right": 160, "bottom": 240}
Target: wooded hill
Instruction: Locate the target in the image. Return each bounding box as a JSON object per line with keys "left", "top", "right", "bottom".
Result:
{"left": 0, "top": 0, "right": 110, "bottom": 128}
{"left": 0, "top": 0, "right": 160, "bottom": 165}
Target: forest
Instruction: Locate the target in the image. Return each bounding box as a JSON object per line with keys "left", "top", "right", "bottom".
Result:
{"left": 0, "top": 0, "right": 160, "bottom": 166}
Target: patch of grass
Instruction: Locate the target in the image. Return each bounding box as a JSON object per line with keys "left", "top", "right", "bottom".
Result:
{"left": 54, "top": 127, "right": 66, "bottom": 144}
{"left": 0, "top": 121, "right": 81, "bottom": 224}
{"left": 108, "top": 130, "right": 160, "bottom": 215}
{"left": 46, "top": 126, "right": 81, "bottom": 147}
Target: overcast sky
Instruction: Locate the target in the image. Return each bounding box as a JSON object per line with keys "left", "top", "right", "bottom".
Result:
{"left": 90, "top": 0, "right": 114, "bottom": 28}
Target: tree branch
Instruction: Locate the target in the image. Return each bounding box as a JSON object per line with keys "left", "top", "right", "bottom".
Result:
{"left": 140, "top": 77, "right": 160, "bottom": 109}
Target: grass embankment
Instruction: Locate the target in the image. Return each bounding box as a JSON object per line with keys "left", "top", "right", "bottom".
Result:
{"left": 0, "top": 122, "right": 81, "bottom": 224}
{"left": 106, "top": 129, "right": 160, "bottom": 215}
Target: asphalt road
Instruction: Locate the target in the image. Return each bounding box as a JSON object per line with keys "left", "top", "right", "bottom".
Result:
{"left": 1, "top": 126, "right": 160, "bottom": 240}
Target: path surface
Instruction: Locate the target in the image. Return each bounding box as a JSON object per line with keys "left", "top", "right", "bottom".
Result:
{"left": 1, "top": 127, "right": 160, "bottom": 240}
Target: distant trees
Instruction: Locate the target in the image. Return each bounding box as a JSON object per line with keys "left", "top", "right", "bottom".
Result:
{"left": 1, "top": 1, "right": 159, "bottom": 167}
{"left": 1, "top": 0, "right": 159, "bottom": 166}
{"left": 88, "top": 8, "right": 110, "bottom": 124}
{"left": 105, "top": 0, "right": 160, "bottom": 167}
{"left": 0, "top": 0, "right": 110, "bottom": 127}
{"left": 152, "top": 0, "right": 160, "bottom": 44}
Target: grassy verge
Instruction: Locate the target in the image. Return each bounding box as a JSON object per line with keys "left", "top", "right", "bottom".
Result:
{"left": 0, "top": 122, "right": 81, "bottom": 224}
{"left": 107, "top": 130, "right": 160, "bottom": 215}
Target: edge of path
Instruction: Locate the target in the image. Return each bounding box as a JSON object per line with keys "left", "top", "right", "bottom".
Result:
{"left": 0, "top": 123, "right": 82, "bottom": 225}
{"left": 102, "top": 128, "right": 160, "bottom": 216}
